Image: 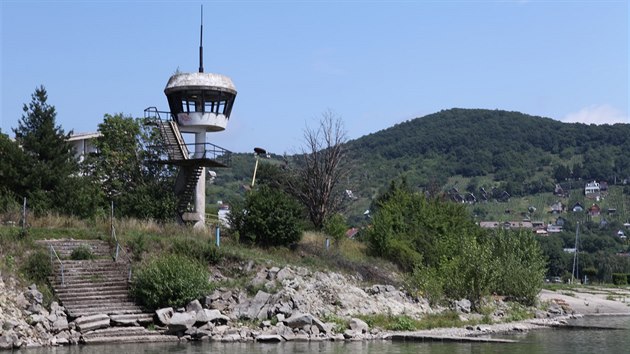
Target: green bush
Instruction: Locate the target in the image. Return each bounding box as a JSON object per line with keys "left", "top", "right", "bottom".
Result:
{"left": 131, "top": 254, "right": 211, "bottom": 310}
{"left": 22, "top": 250, "right": 52, "bottom": 283}
{"left": 229, "top": 185, "right": 303, "bottom": 248}
{"left": 70, "top": 244, "right": 94, "bottom": 260}
{"left": 612, "top": 273, "right": 627, "bottom": 285}
{"left": 323, "top": 213, "right": 347, "bottom": 244}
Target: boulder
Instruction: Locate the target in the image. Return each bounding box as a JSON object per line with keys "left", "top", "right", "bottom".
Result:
{"left": 167, "top": 312, "right": 197, "bottom": 335}
{"left": 348, "top": 318, "right": 368, "bottom": 333}
{"left": 25, "top": 284, "right": 43, "bottom": 304}
{"left": 455, "top": 299, "right": 472, "bottom": 314}
{"left": 186, "top": 300, "right": 204, "bottom": 313}
{"left": 0, "top": 331, "right": 17, "bottom": 350}
{"left": 276, "top": 267, "right": 295, "bottom": 282}
{"left": 196, "top": 309, "right": 229, "bottom": 325}
{"left": 237, "top": 290, "right": 271, "bottom": 320}
{"left": 155, "top": 307, "right": 174, "bottom": 326}
{"left": 285, "top": 313, "right": 313, "bottom": 329}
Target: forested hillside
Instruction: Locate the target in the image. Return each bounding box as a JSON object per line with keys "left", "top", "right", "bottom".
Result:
{"left": 344, "top": 108, "right": 630, "bottom": 199}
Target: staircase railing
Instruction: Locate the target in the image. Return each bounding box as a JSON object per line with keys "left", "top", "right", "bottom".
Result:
{"left": 49, "top": 245, "right": 64, "bottom": 286}
{"left": 110, "top": 202, "right": 133, "bottom": 282}
{"left": 143, "top": 107, "right": 232, "bottom": 167}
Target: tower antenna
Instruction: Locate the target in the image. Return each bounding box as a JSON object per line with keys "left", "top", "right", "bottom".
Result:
{"left": 199, "top": 4, "right": 204, "bottom": 73}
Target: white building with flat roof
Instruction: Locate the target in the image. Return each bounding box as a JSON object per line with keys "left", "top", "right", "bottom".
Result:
{"left": 68, "top": 132, "right": 100, "bottom": 163}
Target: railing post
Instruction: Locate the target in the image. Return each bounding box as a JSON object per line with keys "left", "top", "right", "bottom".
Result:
{"left": 115, "top": 243, "right": 120, "bottom": 262}
{"left": 61, "top": 263, "right": 65, "bottom": 286}
{"left": 215, "top": 225, "right": 220, "bottom": 248}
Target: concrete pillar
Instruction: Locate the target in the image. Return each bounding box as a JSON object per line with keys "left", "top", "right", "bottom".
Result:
{"left": 194, "top": 131, "right": 206, "bottom": 229}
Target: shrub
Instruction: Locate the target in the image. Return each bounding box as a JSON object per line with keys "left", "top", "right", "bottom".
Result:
{"left": 131, "top": 254, "right": 211, "bottom": 310}
{"left": 70, "top": 245, "right": 94, "bottom": 260}
{"left": 229, "top": 185, "right": 303, "bottom": 248}
{"left": 323, "top": 213, "right": 347, "bottom": 245}
{"left": 612, "top": 273, "right": 627, "bottom": 285}
{"left": 22, "top": 250, "right": 52, "bottom": 283}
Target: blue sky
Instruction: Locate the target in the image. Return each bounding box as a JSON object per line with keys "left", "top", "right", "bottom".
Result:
{"left": 1, "top": 0, "right": 628, "bottom": 154}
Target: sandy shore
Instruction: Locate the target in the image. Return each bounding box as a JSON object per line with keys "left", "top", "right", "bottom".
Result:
{"left": 539, "top": 286, "right": 630, "bottom": 316}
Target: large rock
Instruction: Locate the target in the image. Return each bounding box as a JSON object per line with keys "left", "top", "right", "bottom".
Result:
{"left": 455, "top": 299, "right": 472, "bottom": 314}
{"left": 285, "top": 313, "right": 313, "bottom": 329}
{"left": 155, "top": 307, "right": 174, "bottom": 326}
{"left": 0, "top": 331, "right": 17, "bottom": 350}
{"left": 236, "top": 291, "right": 271, "bottom": 320}
{"left": 74, "top": 314, "right": 110, "bottom": 332}
{"left": 348, "top": 318, "right": 368, "bottom": 333}
{"left": 167, "top": 312, "right": 197, "bottom": 335}
{"left": 276, "top": 267, "right": 295, "bottom": 281}
{"left": 196, "top": 309, "right": 229, "bottom": 325}
{"left": 25, "top": 284, "right": 43, "bottom": 305}
{"left": 186, "top": 299, "right": 204, "bottom": 313}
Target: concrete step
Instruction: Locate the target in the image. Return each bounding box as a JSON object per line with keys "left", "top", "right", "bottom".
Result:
{"left": 110, "top": 313, "right": 154, "bottom": 326}
{"left": 68, "top": 307, "right": 146, "bottom": 318}
{"left": 37, "top": 239, "right": 112, "bottom": 258}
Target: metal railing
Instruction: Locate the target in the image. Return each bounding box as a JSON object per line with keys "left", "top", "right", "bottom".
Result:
{"left": 143, "top": 107, "right": 232, "bottom": 167}
{"left": 110, "top": 202, "right": 133, "bottom": 282}
{"left": 49, "top": 245, "right": 64, "bottom": 286}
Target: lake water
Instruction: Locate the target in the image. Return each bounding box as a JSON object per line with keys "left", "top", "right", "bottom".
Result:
{"left": 17, "top": 316, "right": 630, "bottom": 354}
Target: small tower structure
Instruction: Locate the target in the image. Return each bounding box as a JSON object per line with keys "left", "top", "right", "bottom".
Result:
{"left": 145, "top": 7, "right": 236, "bottom": 227}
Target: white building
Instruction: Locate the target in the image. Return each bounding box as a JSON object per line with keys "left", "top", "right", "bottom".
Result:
{"left": 68, "top": 132, "right": 100, "bottom": 163}
{"left": 584, "top": 181, "right": 600, "bottom": 195}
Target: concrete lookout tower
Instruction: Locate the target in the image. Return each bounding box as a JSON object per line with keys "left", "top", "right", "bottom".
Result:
{"left": 145, "top": 7, "right": 236, "bottom": 228}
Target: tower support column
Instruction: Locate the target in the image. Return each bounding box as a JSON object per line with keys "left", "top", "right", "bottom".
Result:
{"left": 194, "top": 131, "right": 206, "bottom": 229}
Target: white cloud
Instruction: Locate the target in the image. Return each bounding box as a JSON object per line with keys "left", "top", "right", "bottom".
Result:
{"left": 562, "top": 104, "right": 629, "bottom": 125}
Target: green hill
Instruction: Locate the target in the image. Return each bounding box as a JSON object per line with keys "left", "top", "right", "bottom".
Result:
{"left": 212, "top": 108, "right": 630, "bottom": 225}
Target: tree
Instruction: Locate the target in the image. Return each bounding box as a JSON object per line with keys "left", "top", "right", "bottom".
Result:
{"left": 228, "top": 185, "right": 303, "bottom": 247}
{"left": 290, "top": 110, "right": 349, "bottom": 229}
{"left": 12, "top": 86, "right": 80, "bottom": 213}
{"left": 86, "top": 114, "right": 176, "bottom": 220}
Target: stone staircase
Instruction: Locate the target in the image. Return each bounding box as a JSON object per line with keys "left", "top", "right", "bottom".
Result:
{"left": 38, "top": 239, "right": 178, "bottom": 344}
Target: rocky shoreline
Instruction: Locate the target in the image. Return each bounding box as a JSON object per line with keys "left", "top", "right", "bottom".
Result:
{"left": 0, "top": 265, "right": 619, "bottom": 350}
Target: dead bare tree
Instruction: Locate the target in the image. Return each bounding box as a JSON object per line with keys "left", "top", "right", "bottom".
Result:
{"left": 290, "top": 110, "right": 349, "bottom": 229}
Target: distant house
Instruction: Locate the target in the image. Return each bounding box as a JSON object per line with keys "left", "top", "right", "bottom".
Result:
{"left": 547, "top": 225, "right": 563, "bottom": 233}
{"left": 617, "top": 230, "right": 627, "bottom": 239}
{"left": 584, "top": 181, "right": 600, "bottom": 196}
{"left": 549, "top": 202, "right": 564, "bottom": 214}
{"left": 572, "top": 202, "right": 584, "bottom": 213}
{"left": 345, "top": 228, "right": 360, "bottom": 239}
{"left": 68, "top": 132, "right": 101, "bottom": 163}
{"left": 217, "top": 203, "right": 230, "bottom": 226}
{"left": 588, "top": 204, "right": 601, "bottom": 216}
{"left": 465, "top": 193, "right": 477, "bottom": 204}
{"left": 536, "top": 229, "right": 549, "bottom": 235}
{"left": 607, "top": 208, "right": 617, "bottom": 215}
{"left": 532, "top": 221, "right": 545, "bottom": 230}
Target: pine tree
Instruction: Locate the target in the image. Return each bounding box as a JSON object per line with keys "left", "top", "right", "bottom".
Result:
{"left": 13, "top": 86, "right": 78, "bottom": 212}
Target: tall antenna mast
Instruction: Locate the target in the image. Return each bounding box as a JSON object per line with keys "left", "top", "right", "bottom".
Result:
{"left": 199, "top": 4, "right": 204, "bottom": 73}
